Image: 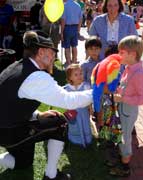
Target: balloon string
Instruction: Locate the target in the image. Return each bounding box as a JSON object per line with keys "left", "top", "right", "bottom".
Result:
{"left": 49, "top": 23, "right": 53, "bottom": 37}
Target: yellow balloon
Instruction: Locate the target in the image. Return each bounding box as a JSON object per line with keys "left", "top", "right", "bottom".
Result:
{"left": 44, "top": 0, "right": 64, "bottom": 23}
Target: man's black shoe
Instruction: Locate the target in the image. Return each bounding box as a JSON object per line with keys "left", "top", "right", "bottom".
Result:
{"left": 43, "top": 171, "right": 71, "bottom": 180}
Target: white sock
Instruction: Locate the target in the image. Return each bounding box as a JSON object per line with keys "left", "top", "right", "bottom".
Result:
{"left": 45, "top": 139, "right": 64, "bottom": 179}
{"left": 0, "top": 152, "right": 15, "bottom": 169}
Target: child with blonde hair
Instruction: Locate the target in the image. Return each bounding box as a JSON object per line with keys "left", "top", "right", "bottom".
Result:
{"left": 109, "top": 35, "right": 143, "bottom": 177}
{"left": 64, "top": 64, "right": 93, "bottom": 147}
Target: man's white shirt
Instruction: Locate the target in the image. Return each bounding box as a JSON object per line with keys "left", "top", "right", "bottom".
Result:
{"left": 18, "top": 59, "right": 92, "bottom": 110}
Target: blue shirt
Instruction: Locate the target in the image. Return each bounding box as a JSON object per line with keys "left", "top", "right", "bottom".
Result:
{"left": 0, "top": 4, "right": 14, "bottom": 26}
{"left": 81, "top": 57, "right": 99, "bottom": 84}
{"left": 62, "top": 0, "right": 82, "bottom": 25}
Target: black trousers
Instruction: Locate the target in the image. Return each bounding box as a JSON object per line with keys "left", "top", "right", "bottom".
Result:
{"left": 0, "top": 115, "right": 67, "bottom": 169}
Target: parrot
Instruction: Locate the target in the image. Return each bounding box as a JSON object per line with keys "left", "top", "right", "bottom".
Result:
{"left": 91, "top": 54, "right": 122, "bottom": 112}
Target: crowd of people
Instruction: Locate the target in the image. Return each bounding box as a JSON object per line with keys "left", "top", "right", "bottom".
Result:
{"left": 0, "top": 0, "right": 143, "bottom": 180}
{"left": 0, "top": 0, "right": 143, "bottom": 60}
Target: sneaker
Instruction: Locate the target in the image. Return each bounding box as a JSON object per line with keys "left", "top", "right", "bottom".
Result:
{"left": 109, "top": 164, "right": 130, "bottom": 177}
{"left": 43, "top": 171, "right": 71, "bottom": 180}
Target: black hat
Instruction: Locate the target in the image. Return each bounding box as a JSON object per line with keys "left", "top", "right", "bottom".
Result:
{"left": 23, "top": 31, "right": 58, "bottom": 52}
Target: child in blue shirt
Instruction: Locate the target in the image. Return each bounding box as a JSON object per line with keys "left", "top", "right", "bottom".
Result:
{"left": 81, "top": 36, "right": 102, "bottom": 85}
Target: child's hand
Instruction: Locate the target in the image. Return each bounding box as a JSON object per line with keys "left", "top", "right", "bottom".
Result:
{"left": 113, "top": 94, "right": 122, "bottom": 102}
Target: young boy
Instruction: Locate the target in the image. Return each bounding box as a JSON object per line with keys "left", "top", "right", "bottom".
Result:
{"left": 81, "top": 36, "right": 102, "bottom": 85}
{"left": 109, "top": 35, "right": 143, "bottom": 177}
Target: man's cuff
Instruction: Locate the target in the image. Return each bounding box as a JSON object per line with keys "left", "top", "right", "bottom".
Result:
{"left": 32, "top": 110, "right": 40, "bottom": 120}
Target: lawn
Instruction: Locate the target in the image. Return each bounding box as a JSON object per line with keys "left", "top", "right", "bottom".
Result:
{"left": 0, "top": 60, "right": 119, "bottom": 180}
{"left": 0, "top": 136, "right": 119, "bottom": 180}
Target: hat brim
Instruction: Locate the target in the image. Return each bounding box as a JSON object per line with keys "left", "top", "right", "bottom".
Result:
{"left": 35, "top": 42, "right": 58, "bottom": 53}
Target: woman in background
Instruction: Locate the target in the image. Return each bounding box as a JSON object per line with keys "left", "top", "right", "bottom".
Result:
{"left": 89, "top": 0, "right": 137, "bottom": 60}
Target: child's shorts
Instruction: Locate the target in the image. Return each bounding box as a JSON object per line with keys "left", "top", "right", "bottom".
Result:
{"left": 62, "top": 25, "right": 78, "bottom": 48}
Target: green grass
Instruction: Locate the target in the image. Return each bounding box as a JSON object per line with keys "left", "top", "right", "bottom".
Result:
{"left": 0, "top": 139, "right": 119, "bottom": 180}
{"left": 0, "top": 60, "right": 119, "bottom": 180}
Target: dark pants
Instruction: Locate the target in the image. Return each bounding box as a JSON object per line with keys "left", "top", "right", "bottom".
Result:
{"left": 0, "top": 115, "right": 67, "bottom": 169}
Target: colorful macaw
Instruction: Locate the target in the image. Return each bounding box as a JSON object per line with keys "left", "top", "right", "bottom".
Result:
{"left": 91, "top": 54, "right": 122, "bottom": 112}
